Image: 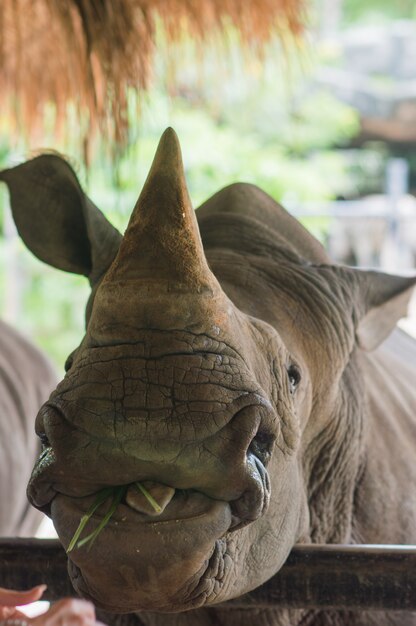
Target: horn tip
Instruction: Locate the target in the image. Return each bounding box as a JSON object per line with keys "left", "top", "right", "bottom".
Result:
{"left": 162, "top": 126, "right": 178, "bottom": 139}
{"left": 150, "top": 127, "right": 184, "bottom": 176}
{"left": 158, "top": 127, "right": 181, "bottom": 154}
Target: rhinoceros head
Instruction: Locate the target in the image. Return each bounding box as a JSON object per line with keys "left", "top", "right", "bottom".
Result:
{"left": 1, "top": 130, "right": 415, "bottom": 613}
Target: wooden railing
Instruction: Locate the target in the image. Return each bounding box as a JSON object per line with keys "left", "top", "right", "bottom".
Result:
{"left": 0, "top": 539, "right": 415, "bottom": 618}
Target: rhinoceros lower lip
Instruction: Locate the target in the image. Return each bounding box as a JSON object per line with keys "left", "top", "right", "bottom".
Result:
{"left": 68, "top": 537, "right": 231, "bottom": 613}
{"left": 53, "top": 492, "right": 233, "bottom": 612}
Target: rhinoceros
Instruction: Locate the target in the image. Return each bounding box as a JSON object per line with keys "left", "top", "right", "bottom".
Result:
{"left": 1, "top": 129, "right": 415, "bottom": 626}
{"left": 0, "top": 319, "right": 55, "bottom": 535}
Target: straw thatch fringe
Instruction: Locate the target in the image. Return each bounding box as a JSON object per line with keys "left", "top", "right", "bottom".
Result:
{"left": 0, "top": 0, "right": 305, "bottom": 151}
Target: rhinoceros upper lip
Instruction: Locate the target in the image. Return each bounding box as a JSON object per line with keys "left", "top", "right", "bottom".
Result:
{"left": 29, "top": 460, "right": 262, "bottom": 531}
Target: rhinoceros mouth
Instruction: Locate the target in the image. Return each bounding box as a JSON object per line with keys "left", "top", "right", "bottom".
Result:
{"left": 52, "top": 489, "right": 233, "bottom": 612}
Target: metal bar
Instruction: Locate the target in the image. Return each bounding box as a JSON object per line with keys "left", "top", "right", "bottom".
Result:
{"left": 0, "top": 540, "right": 415, "bottom": 612}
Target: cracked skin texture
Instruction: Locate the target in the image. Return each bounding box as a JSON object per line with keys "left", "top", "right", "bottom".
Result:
{"left": 1, "top": 129, "right": 416, "bottom": 625}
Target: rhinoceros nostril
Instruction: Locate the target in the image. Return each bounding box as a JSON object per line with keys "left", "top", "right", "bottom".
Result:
{"left": 125, "top": 481, "right": 175, "bottom": 516}
{"left": 248, "top": 430, "right": 275, "bottom": 466}
{"left": 228, "top": 453, "right": 271, "bottom": 531}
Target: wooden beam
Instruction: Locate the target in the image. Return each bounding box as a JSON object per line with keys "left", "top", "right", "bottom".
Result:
{"left": 0, "top": 540, "right": 415, "bottom": 613}
{"left": 225, "top": 544, "right": 416, "bottom": 611}
{"left": 0, "top": 539, "right": 72, "bottom": 599}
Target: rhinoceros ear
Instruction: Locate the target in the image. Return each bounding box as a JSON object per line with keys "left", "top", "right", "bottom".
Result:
{"left": 0, "top": 155, "right": 122, "bottom": 285}
{"left": 352, "top": 270, "right": 416, "bottom": 351}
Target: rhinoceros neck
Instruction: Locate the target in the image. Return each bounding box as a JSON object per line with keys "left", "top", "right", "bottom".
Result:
{"left": 303, "top": 355, "right": 366, "bottom": 544}
{"left": 352, "top": 330, "right": 416, "bottom": 544}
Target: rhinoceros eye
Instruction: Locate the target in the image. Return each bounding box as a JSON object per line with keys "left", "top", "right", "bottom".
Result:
{"left": 287, "top": 364, "right": 301, "bottom": 394}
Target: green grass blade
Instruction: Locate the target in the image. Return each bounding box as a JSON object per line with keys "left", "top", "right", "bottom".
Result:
{"left": 134, "top": 482, "right": 162, "bottom": 513}
{"left": 77, "top": 486, "right": 127, "bottom": 551}
{"left": 67, "top": 487, "right": 114, "bottom": 553}
{"left": 67, "top": 483, "right": 161, "bottom": 553}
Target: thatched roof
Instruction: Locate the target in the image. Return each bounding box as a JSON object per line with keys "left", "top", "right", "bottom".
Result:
{"left": 0, "top": 0, "right": 305, "bottom": 150}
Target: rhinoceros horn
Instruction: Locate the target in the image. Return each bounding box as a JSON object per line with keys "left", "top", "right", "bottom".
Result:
{"left": 90, "top": 128, "right": 232, "bottom": 336}
{"left": 106, "top": 127, "right": 217, "bottom": 293}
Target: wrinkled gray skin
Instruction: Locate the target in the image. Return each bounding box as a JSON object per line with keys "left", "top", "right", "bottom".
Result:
{"left": 0, "top": 320, "right": 56, "bottom": 535}
{"left": 1, "top": 129, "right": 416, "bottom": 625}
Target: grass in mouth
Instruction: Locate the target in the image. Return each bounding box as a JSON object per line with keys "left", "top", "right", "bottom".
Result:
{"left": 67, "top": 483, "right": 160, "bottom": 553}
{"left": 134, "top": 482, "right": 162, "bottom": 514}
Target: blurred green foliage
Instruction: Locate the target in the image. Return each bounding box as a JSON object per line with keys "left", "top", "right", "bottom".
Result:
{"left": 342, "top": 0, "right": 416, "bottom": 25}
